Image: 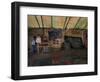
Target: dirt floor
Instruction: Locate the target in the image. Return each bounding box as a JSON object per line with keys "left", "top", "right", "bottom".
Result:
{"left": 28, "top": 47, "right": 87, "bottom": 66}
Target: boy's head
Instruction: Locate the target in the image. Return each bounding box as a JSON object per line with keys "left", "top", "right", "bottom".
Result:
{"left": 33, "top": 36, "right": 36, "bottom": 39}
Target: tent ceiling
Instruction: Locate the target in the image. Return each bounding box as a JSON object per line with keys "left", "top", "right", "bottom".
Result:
{"left": 28, "top": 15, "right": 87, "bottom": 29}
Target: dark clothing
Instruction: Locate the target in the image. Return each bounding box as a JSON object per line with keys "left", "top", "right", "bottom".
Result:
{"left": 32, "top": 39, "right": 37, "bottom": 54}
{"left": 32, "top": 45, "right": 37, "bottom": 54}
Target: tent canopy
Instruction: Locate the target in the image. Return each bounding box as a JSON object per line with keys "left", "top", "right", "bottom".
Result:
{"left": 28, "top": 15, "right": 88, "bottom": 29}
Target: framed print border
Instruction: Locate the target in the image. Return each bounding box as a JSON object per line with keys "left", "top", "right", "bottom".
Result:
{"left": 11, "top": 1, "right": 98, "bottom": 80}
